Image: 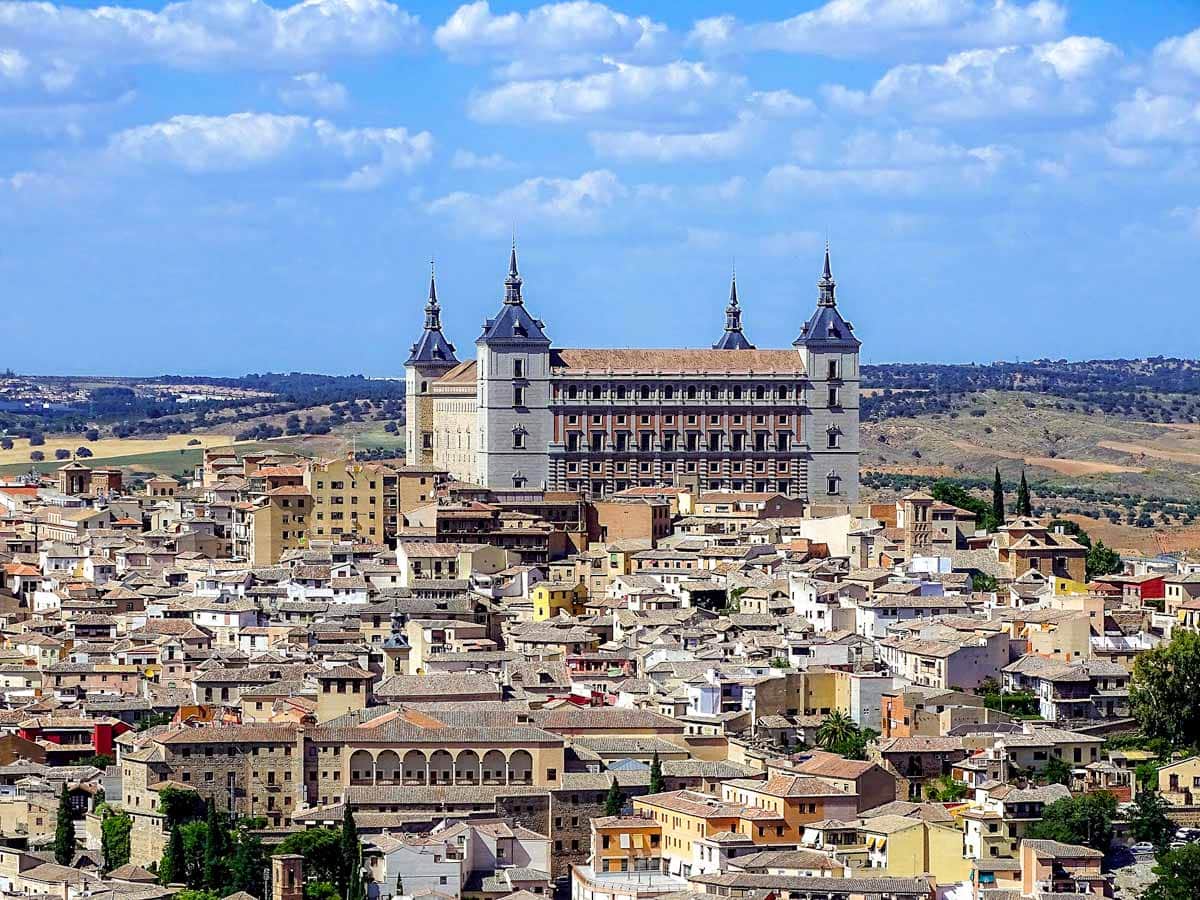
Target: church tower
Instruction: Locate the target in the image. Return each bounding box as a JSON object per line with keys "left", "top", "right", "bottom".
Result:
{"left": 405, "top": 263, "right": 459, "bottom": 467}
{"left": 475, "top": 242, "right": 552, "bottom": 489}
{"left": 712, "top": 270, "right": 755, "bottom": 349}
{"left": 793, "top": 244, "right": 861, "bottom": 501}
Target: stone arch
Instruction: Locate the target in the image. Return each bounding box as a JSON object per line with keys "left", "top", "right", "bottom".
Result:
{"left": 508, "top": 749, "right": 533, "bottom": 785}
{"left": 349, "top": 749, "right": 374, "bottom": 785}
{"left": 454, "top": 750, "right": 481, "bottom": 785}
{"left": 428, "top": 749, "right": 454, "bottom": 786}
{"left": 402, "top": 749, "right": 427, "bottom": 785}
{"left": 376, "top": 749, "right": 401, "bottom": 784}
{"left": 482, "top": 750, "right": 507, "bottom": 785}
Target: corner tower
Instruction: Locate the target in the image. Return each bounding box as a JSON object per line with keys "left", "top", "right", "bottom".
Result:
{"left": 475, "top": 242, "right": 552, "bottom": 489}
{"left": 793, "top": 244, "right": 861, "bottom": 501}
{"left": 712, "top": 271, "right": 755, "bottom": 350}
{"left": 405, "top": 263, "right": 459, "bottom": 466}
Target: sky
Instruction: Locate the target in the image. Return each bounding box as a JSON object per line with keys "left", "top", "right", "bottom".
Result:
{"left": 1, "top": 0, "right": 1198, "bottom": 377}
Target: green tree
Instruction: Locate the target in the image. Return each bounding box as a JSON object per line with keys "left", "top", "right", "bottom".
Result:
{"left": 1042, "top": 756, "right": 1073, "bottom": 786}
{"left": 1130, "top": 789, "right": 1176, "bottom": 849}
{"left": 925, "top": 775, "right": 968, "bottom": 801}
{"left": 159, "top": 786, "right": 204, "bottom": 830}
{"left": 173, "top": 892, "right": 220, "bottom": 900}
{"left": 972, "top": 572, "right": 999, "bottom": 593}
{"left": 992, "top": 467, "right": 1005, "bottom": 528}
{"left": 277, "top": 828, "right": 342, "bottom": 885}
{"left": 226, "top": 826, "right": 265, "bottom": 897}
{"left": 1131, "top": 630, "right": 1200, "bottom": 748}
{"left": 305, "top": 884, "right": 341, "bottom": 900}
{"left": 54, "top": 784, "right": 74, "bottom": 865}
{"left": 202, "top": 800, "right": 228, "bottom": 891}
{"left": 1016, "top": 470, "right": 1032, "bottom": 517}
{"left": 816, "top": 711, "right": 860, "bottom": 753}
{"left": 160, "top": 826, "right": 186, "bottom": 885}
{"left": 604, "top": 779, "right": 626, "bottom": 815}
{"left": 1025, "top": 792, "right": 1117, "bottom": 852}
{"left": 930, "top": 480, "right": 997, "bottom": 532}
{"left": 179, "top": 820, "right": 209, "bottom": 888}
{"left": 649, "top": 751, "right": 665, "bottom": 794}
{"left": 1144, "top": 843, "right": 1200, "bottom": 900}
{"left": 1086, "top": 540, "right": 1123, "bottom": 580}
{"left": 339, "top": 805, "right": 360, "bottom": 897}
{"left": 345, "top": 838, "right": 367, "bottom": 900}
{"left": 100, "top": 808, "right": 132, "bottom": 873}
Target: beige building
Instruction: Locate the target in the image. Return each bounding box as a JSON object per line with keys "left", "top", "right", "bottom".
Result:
{"left": 305, "top": 457, "right": 392, "bottom": 544}
{"left": 305, "top": 706, "right": 566, "bottom": 808}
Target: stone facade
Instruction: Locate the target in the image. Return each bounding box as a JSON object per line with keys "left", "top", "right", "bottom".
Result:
{"left": 406, "top": 246, "right": 861, "bottom": 502}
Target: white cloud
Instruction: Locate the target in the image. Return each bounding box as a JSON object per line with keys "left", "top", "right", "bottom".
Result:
{"left": 588, "top": 113, "right": 760, "bottom": 162}
{"left": 748, "top": 89, "right": 815, "bottom": 118}
{"left": 278, "top": 72, "right": 348, "bottom": 111}
{"left": 107, "top": 112, "right": 433, "bottom": 188}
{"left": 1150, "top": 27, "right": 1200, "bottom": 88}
{"left": 0, "top": 0, "right": 423, "bottom": 71}
{"left": 764, "top": 164, "right": 926, "bottom": 195}
{"left": 427, "top": 169, "right": 625, "bottom": 235}
{"left": 451, "top": 149, "right": 512, "bottom": 170}
{"left": 435, "top": 1, "right": 667, "bottom": 77}
{"left": 467, "top": 60, "right": 744, "bottom": 125}
{"left": 689, "top": 0, "right": 1065, "bottom": 59}
{"left": 1109, "top": 89, "right": 1200, "bottom": 145}
{"left": 826, "top": 37, "right": 1120, "bottom": 120}
{"left": 763, "top": 128, "right": 1016, "bottom": 195}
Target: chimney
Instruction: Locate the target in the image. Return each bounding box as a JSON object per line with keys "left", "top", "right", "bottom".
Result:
{"left": 272, "top": 854, "right": 304, "bottom": 900}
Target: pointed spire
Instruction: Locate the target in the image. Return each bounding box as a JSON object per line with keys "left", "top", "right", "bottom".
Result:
{"left": 818, "top": 241, "right": 837, "bottom": 307}
{"left": 424, "top": 258, "right": 442, "bottom": 330}
{"left": 504, "top": 236, "right": 523, "bottom": 305}
{"left": 713, "top": 266, "right": 754, "bottom": 349}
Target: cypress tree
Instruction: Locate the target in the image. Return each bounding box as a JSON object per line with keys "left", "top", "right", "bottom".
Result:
{"left": 160, "top": 825, "right": 185, "bottom": 885}
{"left": 1017, "top": 470, "right": 1032, "bottom": 517}
{"left": 202, "top": 799, "right": 229, "bottom": 892}
{"left": 54, "top": 784, "right": 75, "bottom": 865}
{"left": 991, "top": 467, "right": 1005, "bottom": 528}
{"left": 339, "top": 804, "right": 360, "bottom": 896}
{"left": 604, "top": 779, "right": 626, "bottom": 816}
{"left": 649, "top": 751, "right": 664, "bottom": 794}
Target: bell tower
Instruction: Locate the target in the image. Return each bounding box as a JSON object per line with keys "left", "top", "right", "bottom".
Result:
{"left": 404, "top": 262, "right": 459, "bottom": 466}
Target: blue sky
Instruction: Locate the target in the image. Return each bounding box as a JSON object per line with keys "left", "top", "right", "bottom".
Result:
{"left": 1, "top": 0, "right": 1198, "bottom": 376}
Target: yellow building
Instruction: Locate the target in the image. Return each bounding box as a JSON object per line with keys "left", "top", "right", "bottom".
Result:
{"left": 1159, "top": 755, "right": 1200, "bottom": 806}
{"left": 305, "top": 457, "right": 392, "bottom": 544}
{"left": 850, "top": 815, "right": 972, "bottom": 883}
{"left": 532, "top": 580, "right": 587, "bottom": 621}
{"left": 590, "top": 815, "right": 663, "bottom": 874}
{"left": 245, "top": 486, "right": 312, "bottom": 565}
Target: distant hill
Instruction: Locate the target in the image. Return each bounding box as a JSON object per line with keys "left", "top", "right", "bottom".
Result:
{"left": 863, "top": 358, "right": 1200, "bottom": 423}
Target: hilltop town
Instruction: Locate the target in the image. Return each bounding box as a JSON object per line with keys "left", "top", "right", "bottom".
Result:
{"left": 0, "top": 250, "right": 1197, "bottom": 900}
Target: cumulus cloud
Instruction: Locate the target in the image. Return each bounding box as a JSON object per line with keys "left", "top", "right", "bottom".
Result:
{"left": 435, "top": 1, "right": 667, "bottom": 78}
{"left": 1109, "top": 89, "right": 1200, "bottom": 145}
{"left": 588, "top": 113, "right": 760, "bottom": 163}
{"left": 1150, "top": 27, "right": 1200, "bottom": 88}
{"left": 0, "top": 0, "right": 424, "bottom": 71}
{"left": 825, "top": 36, "right": 1121, "bottom": 120}
{"left": 451, "top": 149, "right": 512, "bottom": 169}
{"left": 278, "top": 72, "right": 348, "bottom": 110}
{"left": 427, "top": 169, "right": 625, "bottom": 235}
{"left": 763, "top": 127, "right": 1018, "bottom": 195}
{"left": 467, "top": 60, "right": 745, "bottom": 124}
{"left": 689, "top": 0, "right": 1065, "bottom": 59}
{"left": 107, "top": 112, "right": 433, "bottom": 189}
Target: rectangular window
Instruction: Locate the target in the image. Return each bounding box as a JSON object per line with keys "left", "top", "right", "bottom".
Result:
{"left": 514, "top": 386, "right": 526, "bottom": 406}
{"left": 513, "top": 359, "right": 524, "bottom": 378}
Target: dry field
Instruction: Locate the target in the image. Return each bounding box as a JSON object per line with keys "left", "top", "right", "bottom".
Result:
{"left": 0, "top": 433, "right": 234, "bottom": 467}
